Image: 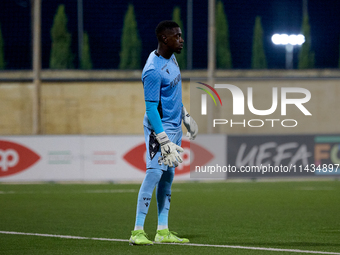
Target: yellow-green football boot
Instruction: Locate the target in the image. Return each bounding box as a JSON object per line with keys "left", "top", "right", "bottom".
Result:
{"left": 154, "top": 229, "right": 189, "bottom": 243}
{"left": 129, "top": 230, "right": 153, "bottom": 245}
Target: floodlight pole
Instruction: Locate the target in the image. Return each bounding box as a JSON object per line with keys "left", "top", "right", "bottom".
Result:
{"left": 32, "top": 0, "right": 41, "bottom": 134}
{"left": 285, "top": 44, "right": 294, "bottom": 69}
{"left": 207, "top": 0, "right": 216, "bottom": 79}
{"left": 272, "top": 34, "right": 305, "bottom": 70}
{"left": 207, "top": 0, "right": 215, "bottom": 134}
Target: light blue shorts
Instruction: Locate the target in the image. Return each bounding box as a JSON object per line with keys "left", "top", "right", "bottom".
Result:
{"left": 144, "top": 126, "right": 182, "bottom": 171}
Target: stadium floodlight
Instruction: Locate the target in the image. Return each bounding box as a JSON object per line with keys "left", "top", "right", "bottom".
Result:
{"left": 271, "top": 34, "right": 305, "bottom": 69}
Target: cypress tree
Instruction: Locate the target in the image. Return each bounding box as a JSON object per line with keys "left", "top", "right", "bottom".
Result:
{"left": 50, "top": 5, "right": 74, "bottom": 69}
{"left": 119, "top": 4, "right": 142, "bottom": 69}
{"left": 216, "top": 0, "right": 232, "bottom": 69}
{"left": 298, "top": 13, "right": 314, "bottom": 69}
{"left": 172, "top": 6, "right": 186, "bottom": 69}
{"left": 80, "top": 31, "right": 92, "bottom": 69}
{"left": 0, "top": 22, "right": 5, "bottom": 69}
{"left": 251, "top": 16, "right": 267, "bottom": 69}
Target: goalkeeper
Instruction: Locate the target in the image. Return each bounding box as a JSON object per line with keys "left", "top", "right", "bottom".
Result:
{"left": 129, "top": 20, "right": 198, "bottom": 245}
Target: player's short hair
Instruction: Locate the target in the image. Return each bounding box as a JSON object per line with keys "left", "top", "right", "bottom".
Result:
{"left": 155, "top": 20, "right": 180, "bottom": 40}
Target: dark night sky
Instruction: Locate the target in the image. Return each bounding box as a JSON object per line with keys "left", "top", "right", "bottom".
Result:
{"left": 0, "top": 0, "right": 339, "bottom": 70}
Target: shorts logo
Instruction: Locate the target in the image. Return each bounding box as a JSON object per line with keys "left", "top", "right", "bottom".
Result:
{"left": 149, "top": 133, "right": 159, "bottom": 160}
{"left": 158, "top": 156, "right": 164, "bottom": 165}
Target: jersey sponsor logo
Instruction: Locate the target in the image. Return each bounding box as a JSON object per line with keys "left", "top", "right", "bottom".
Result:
{"left": 170, "top": 74, "right": 181, "bottom": 88}
{"left": 123, "top": 140, "right": 214, "bottom": 175}
{"left": 0, "top": 140, "right": 41, "bottom": 177}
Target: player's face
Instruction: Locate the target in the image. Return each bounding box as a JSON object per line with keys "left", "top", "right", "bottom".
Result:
{"left": 166, "top": 27, "right": 184, "bottom": 54}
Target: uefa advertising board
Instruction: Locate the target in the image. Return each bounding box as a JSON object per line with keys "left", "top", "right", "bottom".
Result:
{"left": 226, "top": 135, "right": 340, "bottom": 178}
{"left": 0, "top": 134, "right": 339, "bottom": 181}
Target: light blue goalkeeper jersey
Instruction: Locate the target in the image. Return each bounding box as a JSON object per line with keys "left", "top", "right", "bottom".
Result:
{"left": 142, "top": 50, "right": 182, "bottom": 133}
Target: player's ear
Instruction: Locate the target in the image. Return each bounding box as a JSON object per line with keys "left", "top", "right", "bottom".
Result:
{"left": 162, "top": 35, "right": 168, "bottom": 44}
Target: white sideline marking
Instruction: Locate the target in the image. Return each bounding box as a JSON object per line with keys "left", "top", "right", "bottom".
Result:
{"left": 0, "top": 231, "right": 127, "bottom": 242}
{"left": 0, "top": 189, "right": 138, "bottom": 195}
{"left": 0, "top": 188, "right": 182, "bottom": 195}
{"left": 0, "top": 231, "right": 340, "bottom": 255}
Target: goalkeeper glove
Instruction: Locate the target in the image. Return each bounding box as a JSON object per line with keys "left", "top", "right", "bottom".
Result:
{"left": 182, "top": 106, "right": 198, "bottom": 140}
{"left": 155, "top": 131, "right": 184, "bottom": 167}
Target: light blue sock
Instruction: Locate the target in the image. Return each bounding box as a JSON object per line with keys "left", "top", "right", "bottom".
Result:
{"left": 134, "top": 168, "right": 163, "bottom": 229}
{"left": 157, "top": 167, "right": 174, "bottom": 229}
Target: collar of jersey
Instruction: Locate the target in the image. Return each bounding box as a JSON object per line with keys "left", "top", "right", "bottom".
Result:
{"left": 154, "top": 50, "right": 173, "bottom": 61}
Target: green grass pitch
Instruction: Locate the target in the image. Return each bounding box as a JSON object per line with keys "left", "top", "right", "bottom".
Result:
{"left": 0, "top": 180, "right": 339, "bottom": 255}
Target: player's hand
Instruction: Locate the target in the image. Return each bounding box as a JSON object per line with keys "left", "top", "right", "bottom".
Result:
{"left": 182, "top": 107, "right": 198, "bottom": 140}
{"left": 155, "top": 132, "right": 184, "bottom": 167}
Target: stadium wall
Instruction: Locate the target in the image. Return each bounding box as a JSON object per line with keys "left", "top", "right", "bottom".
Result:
{"left": 0, "top": 69, "right": 340, "bottom": 135}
